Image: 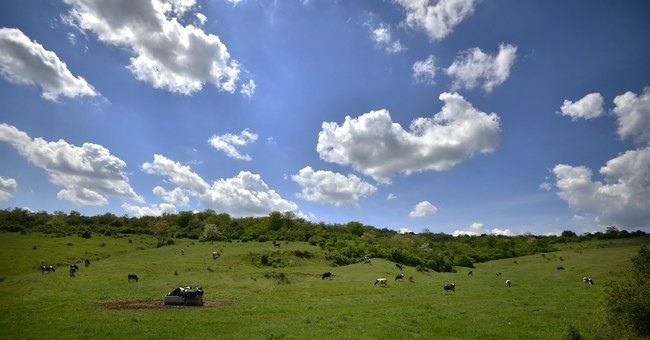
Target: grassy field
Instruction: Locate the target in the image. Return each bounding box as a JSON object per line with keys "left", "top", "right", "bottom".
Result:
{"left": 0, "top": 232, "right": 648, "bottom": 340}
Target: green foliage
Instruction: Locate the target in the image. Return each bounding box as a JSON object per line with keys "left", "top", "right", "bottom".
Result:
{"left": 603, "top": 245, "right": 650, "bottom": 337}
{"left": 564, "top": 325, "right": 583, "bottom": 340}
{"left": 202, "top": 223, "right": 222, "bottom": 241}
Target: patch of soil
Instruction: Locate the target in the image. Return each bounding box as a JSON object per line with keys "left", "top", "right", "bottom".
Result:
{"left": 96, "top": 299, "right": 233, "bottom": 310}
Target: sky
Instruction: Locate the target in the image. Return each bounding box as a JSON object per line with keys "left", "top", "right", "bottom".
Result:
{"left": 1, "top": 0, "right": 649, "bottom": 237}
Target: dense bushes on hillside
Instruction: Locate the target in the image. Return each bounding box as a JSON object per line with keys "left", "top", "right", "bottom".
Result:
{"left": 0, "top": 207, "right": 646, "bottom": 272}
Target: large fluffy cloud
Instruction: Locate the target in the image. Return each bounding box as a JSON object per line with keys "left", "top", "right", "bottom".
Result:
{"left": 0, "top": 175, "right": 18, "bottom": 201}
{"left": 0, "top": 28, "right": 99, "bottom": 101}
{"left": 0, "top": 124, "right": 142, "bottom": 205}
{"left": 612, "top": 86, "right": 650, "bottom": 144}
{"left": 208, "top": 129, "right": 258, "bottom": 161}
{"left": 552, "top": 147, "right": 650, "bottom": 229}
{"left": 62, "top": 0, "right": 242, "bottom": 95}
{"left": 453, "top": 222, "right": 514, "bottom": 236}
{"left": 291, "top": 166, "right": 377, "bottom": 206}
{"left": 446, "top": 44, "right": 517, "bottom": 93}
{"left": 408, "top": 201, "right": 438, "bottom": 218}
{"left": 317, "top": 92, "right": 500, "bottom": 183}
{"left": 558, "top": 93, "right": 605, "bottom": 121}
{"left": 142, "top": 154, "right": 305, "bottom": 217}
{"left": 153, "top": 186, "right": 189, "bottom": 206}
{"left": 122, "top": 202, "right": 177, "bottom": 217}
{"left": 395, "top": 0, "right": 480, "bottom": 41}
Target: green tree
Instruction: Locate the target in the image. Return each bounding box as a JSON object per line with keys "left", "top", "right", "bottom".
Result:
{"left": 203, "top": 223, "right": 222, "bottom": 241}
{"left": 603, "top": 245, "right": 650, "bottom": 337}
{"left": 154, "top": 220, "right": 176, "bottom": 246}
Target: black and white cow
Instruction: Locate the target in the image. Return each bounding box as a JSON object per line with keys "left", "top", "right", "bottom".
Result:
{"left": 506, "top": 279, "right": 512, "bottom": 287}
{"left": 583, "top": 277, "right": 594, "bottom": 285}
{"left": 468, "top": 270, "right": 473, "bottom": 275}
{"left": 395, "top": 262, "right": 403, "bottom": 270}
{"left": 374, "top": 278, "right": 387, "bottom": 286}
{"left": 395, "top": 274, "right": 404, "bottom": 281}
{"left": 322, "top": 271, "right": 333, "bottom": 280}
{"left": 273, "top": 242, "right": 281, "bottom": 248}
{"left": 40, "top": 265, "right": 55, "bottom": 274}
{"left": 408, "top": 276, "right": 414, "bottom": 283}
{"left": 69, "top": 264, "right": 79, "bottom": 277}
{"left": 84, "top": 259, "right": 91, "bottom": 267}
{"left": 128, "top": 274, "right": 139, "bottom": 282}
{"left": 181, "top": 249, "right": 185, "bottom": 255}
{"left": 212, "top": 251, "right": 220, "bottom": 260}
{"left": 183, "top": 287, "right": 204, "bottom": 299}
{"left": 496, "top": 272, "right": 502, "bottom": 277}
{"left": 444, "top": 283, "right": 455, "bottom": 292}
{"left": 363, "top": 257, "right": 371, "bottom": 265}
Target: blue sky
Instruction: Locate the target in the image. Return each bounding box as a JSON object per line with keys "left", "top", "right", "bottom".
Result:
{"left": 1, "top": 0, "right": 649, "bottom": 236}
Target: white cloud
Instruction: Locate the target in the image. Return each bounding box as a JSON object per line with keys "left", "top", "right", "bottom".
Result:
{"left": 208, "top": 129, "right": 258, "bottom": 161}
{"left": 122, "top": 202, "right": 177, "bottom": 217}
{"left": 558, "top": 93, "right": 605, "bottom": 121}
{"left": 539, "top": 182, "right": 552, "bottom": 191}
{"left": 67, "top": 32, "right": 76, "bottom": 45}
{"left": 408, "top": 201, "right": 438, "bottom": 218}
{"left": 0, "top": 175, "right": 18, "bottom": 201}
{"left": 412, "top": 55, "right": 437, "bottom": 85}
{"left": 552, "top": 146, "right": 650, "bottom": 229}
{"left": 612, "top": 86, "right": 650, "bottom": 145}
{"left": 195, "top": 13, "right": 207, "bottom": 25}
{"left": 240, "top": 79, "right": 256, "bottom": 98}
{"left": 0, "top": 28, "right": 99, "bottom": 101}
{"left": 453, "top": 222, "right": 514, "bottom": 236}
{"left": 572, "top": 215, "right": 585, "bottom": 222}
{"left": 370, "top": 22, "right": 407, "bottom": 54}
{"left": 63, "top": 0, "right": 241, "bottom": 95}
{"left": 446, "top": 43, "right": 517, "bottom": 93}
{"left": 387, "top": 193, "right": 397, "bottom": 200}
{"left": 0, "top": 123, "right": 143, "bottom": 205}
{"left": 291, "top": 166, "right": 377, "bottom": 206}
{"left": 317, "top": 92, "right": 500, "bottom": 183}
{"left": 153, "top": 186, "right": 189, "bottom": 206}
{"left": 142, "top": 154, "right": 305, "bottom": 217}
{"left": 398, "top": 228, "right": 413, "bottom": 234}
{"left": 395, "top": 0, "right": 479, "bottom": 41}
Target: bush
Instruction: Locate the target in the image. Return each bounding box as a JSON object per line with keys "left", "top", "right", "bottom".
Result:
{"left": 564, "top": 325, "right": 582, "bottom": 340}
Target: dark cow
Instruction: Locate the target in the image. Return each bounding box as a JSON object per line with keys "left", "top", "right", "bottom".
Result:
{"left": 496, "top": 272, "right": 502, "bottom": 277}
{"left": 444, "top": 283, "right": 455, "bottom": 292}
{"left": 273, "top": 242, "right": 281, "bottom": 248}
{"left": 408, "top": 276, "right": 414, "bottom": 283}
{"left": 69, "top": 264, "right": 79, "bottom": 277}
{"left": 557, "top": 266, "right": 565, "bottom": 270}
{"left": 128, "top": 274, "right": 139, "bottom": 282}
{"left": 395, "top": 262, "right": 403, "bottom": 270}
{"left": 212, "top": 251, "right": 220, "bottom": 260}
{"left": 395, "top": 274, "right": 404, "bottom": 281}
{"left": 84, "top": 259, "right": 91, "bottom": 267}
{"left": 506, "top": 279, "right": 512, "bottom": 287}
{"left": 40, "top": 265, "right": 55, "bottom": 274}
{"left": 374, "top": 278, "right": 387, "bottom": 285}
{"left": 468, "top": 270, "right": 473, "bottom": 275}
{"left": 322, "top": 271, "right": 333, "bottom": 280}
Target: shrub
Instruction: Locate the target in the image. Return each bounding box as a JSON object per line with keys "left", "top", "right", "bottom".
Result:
{"left": 564, "top": 325, "right": 582, "bottom": 340}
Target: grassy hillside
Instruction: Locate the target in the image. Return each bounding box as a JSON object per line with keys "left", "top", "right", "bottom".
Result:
{"left": 0, "top": 232, "right": 648, "bottom": 339}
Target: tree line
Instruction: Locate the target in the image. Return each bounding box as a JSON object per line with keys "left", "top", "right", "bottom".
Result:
{"left": 0, "top": 207, "right": 646, "bottom": 272}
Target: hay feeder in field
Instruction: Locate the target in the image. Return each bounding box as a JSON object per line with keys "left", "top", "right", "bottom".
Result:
{"left": 164, "top": 286, "right": 204, "bottom": 306}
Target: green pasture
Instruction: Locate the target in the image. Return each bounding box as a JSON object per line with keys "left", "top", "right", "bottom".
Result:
{"left": 0, "top": 232, "right": 647, "bottom": 339}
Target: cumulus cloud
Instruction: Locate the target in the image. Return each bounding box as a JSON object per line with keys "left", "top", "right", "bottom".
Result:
{"left": 0, "top": 175, "right": 18, "bottom": 201}
{"left": 395, "top": 0, "right": 479, "bottom": 41}
{"left": 0, "top": 28, "right": 99, "bottom": 101}
{"left": 142, "top": 154, "right": 305, "bottom": 217}
{"left": 413, "top": 55, "right": 437, "bottom": 85}
{"left": 317, "top": 92, "right": 500, "bottom": 183}
{"left": 291, "top": 166, "right": 377, "bottom": 206}
{"left": 240, "top": 80, "right": 256, "bottom": 98}
{"left": 552, "top": 146, "right": 650, "bottom": 229}
{"left": 398, "top": 228, "right": 413, "bottom": 234}
{"left": 153, "top": 186, "right": 189, "bottom": 206}
{"left": 612, "top": 86, "right": 650, "bottom": 145}
{"left": 387, "top": 193, "right": 397, "bottom": 200}
{"left": 558, "top": 93, "right": 605, "bottom": 121}
{"left": 453, "top": 222, "right": 514, "bottom": 236}
{"left": 208, "top": 129, "right": 258, "bottom": 161}
{"left": 0, "top": 123, "right": 142, "bottom": 205}
{"left": 446, "top": 43, "right": 517, "bottom": 93}
{"left": 370, "top": 23, "right": 407, "bottom": 53}
{"left": 62, "top": 0, "right": 241, "bottom": 95}
{"left": 122, "top": 202, "right": 177, "bottom": 217}
{"left": 408, "top": 201, "right": 438, "bottom": 218}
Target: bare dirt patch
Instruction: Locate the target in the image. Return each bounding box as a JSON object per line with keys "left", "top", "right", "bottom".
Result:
{"left": 97, "top": 299, "right": 233, "bottom": 310}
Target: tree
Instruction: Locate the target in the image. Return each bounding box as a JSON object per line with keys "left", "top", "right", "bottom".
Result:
{"left": 154, "top": 220, "right": 176, "bottom": 246}
{"left": 203, "top": 224, "right": 222, "bottom": 241}
{"left": 603, "top": 245, "right": 650, "bottom": 336}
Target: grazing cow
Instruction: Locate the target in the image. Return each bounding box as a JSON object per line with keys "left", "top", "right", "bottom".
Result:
{"left": 212, "top": 251, "right": 220, "bottom": 260}
{"left": 363, "top": 257, "right": 371, "bottom": 265}
{"left": 181, "top": 249, "right": 185, "bottom": 255}
{"left": 395, "top": 262, "right": 403, "bottom": 270}
{"left": 583, "top": 277, "right": 594, "bottom": 285}
{"left": 557, "top": 266, "right": 565, "bottom": 270}
{"left": 395, "top": 274, "right": 404, "bottom": 281}
{"left": 84, "top": 259, "right": 91, "bottom": 267}
{"left": 408, "top": 276, "right": 414, "bottom": 283}
{"left": 273, "top": 242, "right": 280, "bottom": 248}
{"left": 40, "top": 265, "right": 55, "bottom": 274}
{"left": 322, "top": 271, "right": 333, "bottom": 280}
{"left": 443, "top": 283, "right": 455, "bottom": 292}
{"left": 128, "top": 274, "right": 139, "bottom": 282}
{"left": 506, "top": 279, "right": 512, "bottom": 287}
{"left": 374, "top": 278, "right": 387, "bottom": 286}
{"left": 468, "top": 270, "right": 473, "bottom": 275}
{"left": 69, "top": 264, "right": 79, "bottom": 277}
{"left": 496, "top": 272, "right": 502, "bottom": 276}
{"left": 183, "top": 287, "right": 204, "bottom": 299}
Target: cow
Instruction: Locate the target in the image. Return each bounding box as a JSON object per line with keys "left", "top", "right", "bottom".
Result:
{"left": 557, "top": 266, "right": 565, "bottom": 270}
{"left": 363, "top": 257, "right": 371, "bottom": 265}
{"left": 322, "top": 271, "right": 333, "bottom": 280}
{"left": 408, "top": 276, "right": 414, "bottom": 283}
{"left": 273, "top": 242, "right": 281, "bottom": 248}
{"left": 468, "top": 270, "right": 473, "bottom": 275}
{"left": 69, "top": 264, "right": 79, "bottom": 277}
{"left": 40, "top": 265, "right": 55, "bottom": 274}
{"left": 395, "top": 262, "right": 403, "bottom": 270}
{"left": 183, "top": 287, "right": 204, "bottom": 299}
{"left": 496, "top": 272, "right": 501, "bottom": 276}
{"left": 128, "top": 274, "right": 139, "bottom": 282}
{"left": 443, "top": 283, "right": 455, "bottom": 292}
{"left": 583, "top": 277, "right": 594, "bottom": 285}
{"left": 374, "top": 278, "right": 387, "bottom": 286}
{"left": 506, "top": 279, "right": 512, "bottom": 287}
{"left": 84, "top": 259, "right": 91, "bottom": 267}
{"left": 212, "top": 251, "right": 220, "bottom": 260}
{"left": 395, "top": 274, "right": 404, "bottom": 281}
{"left": 181, "top": 249, "right": 185, "bottom": 255}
